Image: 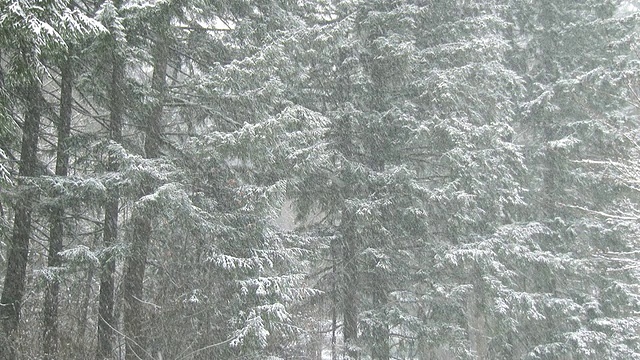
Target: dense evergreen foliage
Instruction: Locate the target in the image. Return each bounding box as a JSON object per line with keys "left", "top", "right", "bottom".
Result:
{"left": 0, "top": 0, "right": 638, "bottom": 359}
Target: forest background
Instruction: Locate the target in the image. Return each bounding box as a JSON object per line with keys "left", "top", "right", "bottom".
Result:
{"left": 1, "top": 0, "right": 640, "bottom": 359}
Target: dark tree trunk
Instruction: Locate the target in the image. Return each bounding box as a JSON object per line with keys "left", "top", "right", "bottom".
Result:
{"left": 364, "top": 56, "right": 392, "bottom": 360}
{"left": 330, "top": 237, "right": 338, "bottom": 360}
{"left": 336, "top": 114, "right": 359, "bottom": 359}
{"left": 371, "top": 287, "right": 389, "bottom": 360}
{"left": 43, "top": 46, "right": 74, "bottom": 360}
{"left": 369, "top": 183, "right": 389, "bottom": 360}
{"left": 78, "top": 265, "right": 94, "bottom": 356}
{"left": 0, "top": 326, "right": 10, "bottom": 360}
{"left": 0, "top": 47, "right": 8, "bottom": 360}
{"left": 341, "top": 211, "right": 358, "bottom": 360}
{"left": 0, "top": 49, "right": 4, "bottom": 88}
{"left": 368, "top": 161, "right": 389, "bottom": 360}
{"left": 123, "top": 11, "right": 168, "bottom": 360}
{"left": 96, "top": 34, "right": 124, "bottom": 359}
{"left": 0, "top": 74, "right": 42, "bottom": 352}
{"left": 334, "top": 45, "right": 359, "bottom": 359}
{"left": 363, "top": 17, "right": 389, "bottom": 355}
{"left": 123, "top": 216, "right": 152, "bottom": 360}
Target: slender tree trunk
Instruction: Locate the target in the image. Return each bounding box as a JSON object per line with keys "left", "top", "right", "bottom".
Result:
{"left": 0, "top": 327, "right": 9, "bottom": 360}
{"left": 123, "top": 216, "right": 152, "bottom": 360}
{"left": 364, "top": 21, "right": 389, "bottom": 355}
{"left": 0, "top": 71, "right": 42, "bottom": 352}
{"left": 0, "top": 47, "right": 9, "bottom": 360}
{"left": 123, "top": 11, "right": 168, "bottom": 360}
{"left": 330, "top": 237, "right": 338, "bottom": 360}
{"left": 43, "top": 45, "right": 74, "bottom": 360}
{"left": 371, "top": 286, "right": 389, "bottom": 360}
{"left": 538, "top": 5, "right": 564, "bottom": 350}
{"left": 336, "top": 113, "right": 358, "bottom": 359}
{"left": 341, "top": 211, "right": 359, "bottom": 360}
{"left": 334, "top": 42, "right": 359, "bottom": 358}
{"left": 78, "top": 266, "right": 94, "bottom": 356}
{"left": 96, "top": 27, "right": 125, "bottom": 360}
{"left": 368, "top": 161, "right": 389, "bottom": 360}
{"left": 0, "top": 49, "right": 4, "bottom": 89}
{"left": 369, "top": 234, "right": 389, "bottom": 360}
{"left": 466, "top": 265, "right": 488, "bottom": 359}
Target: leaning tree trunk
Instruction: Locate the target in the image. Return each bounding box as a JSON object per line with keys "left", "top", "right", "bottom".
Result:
{"left": 123, "top": 10, "right": 169, "bottom": 360}
{"left": 96, "top": 8, "right": 125, "bottom": 357}
{"left": 42, "top": 45, "right": 74, "bottom": 360}
{"left": 0, "top": 60, "right": 42, "bottom": 354}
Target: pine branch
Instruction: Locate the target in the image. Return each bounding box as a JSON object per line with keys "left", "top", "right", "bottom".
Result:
{"left": 559, "top": 203, "right": 638, "bottom": 221}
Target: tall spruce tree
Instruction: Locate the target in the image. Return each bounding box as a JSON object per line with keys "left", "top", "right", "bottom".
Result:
{"left": 94, "top": 0, "right": 125, "bottom": 357}
{"left": 254, "top": 0, "right": 526, "bottom": 358}
{"left": 89, "top": 0, "right": 314, "bottom": 358}
{"left": 121, "top": 3, "right": 169, "bottom": 358}
{"left": 502, "top": 0, "right": 640, "bottom": 358}
{"left": 42, "top": 41, "right": 74, "bottom": 360}
{"left": 0, "top": 1, "right": 102, "bottom": 356}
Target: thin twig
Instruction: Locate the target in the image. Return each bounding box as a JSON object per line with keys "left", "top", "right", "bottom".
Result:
{"left": 174, "top": 337, "right": 233, "bottom": 360}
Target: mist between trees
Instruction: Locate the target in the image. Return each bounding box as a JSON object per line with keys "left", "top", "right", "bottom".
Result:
{"left": 1, "top": 0, "right": 640, "bottom": 359}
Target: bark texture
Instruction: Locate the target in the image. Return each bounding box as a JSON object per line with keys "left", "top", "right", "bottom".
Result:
{"left": 123, "top": 10, "right": 169, "bottom": 359}
{"left": 97, "top": 23, "right": 125, "bottom": 359}
{"left": 43, "top": 46, "right": 74, "bottom": 360}
{"left": 0, "top": 75, "right": 42, "bottom": 354}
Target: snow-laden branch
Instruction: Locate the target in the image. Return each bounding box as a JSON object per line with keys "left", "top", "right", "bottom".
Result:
{"left": 559, "top": 203, "right": 639, "bottom": 221}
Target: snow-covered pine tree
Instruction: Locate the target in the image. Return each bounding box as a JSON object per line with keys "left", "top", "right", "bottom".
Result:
{"left": 1, "top": 0, "right": 638, "bottom": 358}
{"left": 84, "top": 0, "right": 315, "bottom": 358}
{"left": 91, "top": 0, "right": 125, "bottom": 357}
{"left": 42, "top": 30, "right": 74, "bottom": 360}
{"left": 489, "top": 0, "right": 640, "bottom": 358}
{"left": 0, "top": 1, "right": 102, "bottom": 357}
{"left": 252, "top": 0, "right": 526, "bottom": 358}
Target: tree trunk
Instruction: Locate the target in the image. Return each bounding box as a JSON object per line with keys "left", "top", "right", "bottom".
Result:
{"left": 0, "top": 325, "right": 10, "bottom": 360}
{"left": 370, "top": 255, "right": 389, "bottom": 360}
{"left": 96, "top": 20, "right": 125, "bottom": 359}
{"left": 467, "top": 265, "right": 488, "bottom": 360}
{"left": 336, "top": 112, "right": 359, "bottom": 359}
{"left": 341, "top": 211, "right": 359, "bottom": 360}
{"left": 364, "top": 20, "right": 389, "bottom": 355}
{"left": 368, "top": 163, "right": 389, "bottom": 360}
{"left": 123, "top": 11, "right": 168, "bottom": 360}
{"left": 0, "top": 73, "right": 42, "bottom": 353}
{"left": 0, "top": 47, "right": 8, "bottom": 360}
{"left": 43, "top": 45, "right": 74, "bottom": 360}
{"left": 123, "top": 216, "right": 152, "bottom": 360}
{"left": 330, "top": 237, "right": 338, "bottom": 360}
{"left": 78, "top": 265, "right": 94, "bottom": 356}
{"left": 0, "top": 49, "right": 4, "bottom": 89}
{"left": 333, "top": 40, "right": 359, "bottom": 358}
{"left": 371, "top": 286, "right": 389, "bottom": 360}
